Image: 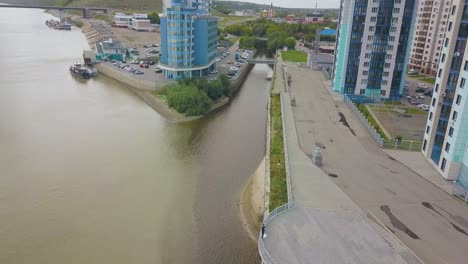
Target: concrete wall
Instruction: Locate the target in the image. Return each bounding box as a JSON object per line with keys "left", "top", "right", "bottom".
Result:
{"left": 231, "top": 63, "right": 254, "bottom": 93}
{"left": 96, "top": 64, "right": 170, "bottom": 91}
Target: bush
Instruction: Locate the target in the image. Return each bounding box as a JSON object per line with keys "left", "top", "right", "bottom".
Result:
{"left": 160, "top": 84, "right": 211, "bottom": 116}
{"left": 157, "top": 75, "right": 231, "bottom": 116}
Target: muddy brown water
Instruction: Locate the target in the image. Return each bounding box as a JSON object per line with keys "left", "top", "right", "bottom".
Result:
{"left": 0, "top": 8, "right": 270, "bottom": 264}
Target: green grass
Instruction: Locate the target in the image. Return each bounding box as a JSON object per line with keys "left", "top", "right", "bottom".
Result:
{"left": 93, "top": 14, "right": 112, "bottom": 23}
{"left": 402, "top": 107, "right": 428, "bottom": 115}
{"left": 217, "top": 15, "right": 255, "bottom": 29}
{"left": 269, "top": 94, "right": 288, "bottom": 211}
{"left": 418, "top": 77, "right": 436, "bottom": 85}
{"left": 356, "top": 103, "right": 389, "bottom": 140}
{"left": 281, "top": 51, "right": 307, "bottom": 63}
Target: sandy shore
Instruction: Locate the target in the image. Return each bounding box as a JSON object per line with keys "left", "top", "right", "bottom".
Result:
{"left": 240, "top": 158, "right": 266, "bottom": 241}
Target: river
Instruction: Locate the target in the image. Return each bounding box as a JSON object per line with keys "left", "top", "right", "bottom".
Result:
{"left": 0, "top": 8, "right": 270, "bottom": 264}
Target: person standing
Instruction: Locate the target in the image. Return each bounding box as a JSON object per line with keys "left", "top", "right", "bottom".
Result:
{"left": 261, "top": 223, "right": 266, "bottom": 239}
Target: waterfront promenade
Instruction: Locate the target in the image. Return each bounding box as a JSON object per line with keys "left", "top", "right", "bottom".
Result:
{"left": 283, "top": 63, "right": 468, "bottom": 264}
{"left": 261, "top": 61, "right": 415, "bottom": 263}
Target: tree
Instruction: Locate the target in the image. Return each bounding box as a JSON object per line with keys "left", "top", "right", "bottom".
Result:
{"left": 148, "top": 12, "right": 160, "bottom": 24}
{"left": 284, "top": 37, "right": 296, "bottom": 50}
{"left": 240, "top": 36, "right": 255, "bottom": 49}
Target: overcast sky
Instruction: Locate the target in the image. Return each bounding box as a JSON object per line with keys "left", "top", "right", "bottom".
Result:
{"left": 224, "top": 0, "right": 341, "bottom": 9}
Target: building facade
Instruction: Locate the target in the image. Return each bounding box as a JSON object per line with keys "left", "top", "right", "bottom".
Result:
{"left": 422, "top": 0, "right": 468, "bottom": 187}
{"left": 332, "top": 0, "right": 417, "bottom": 100}
{"left": 408, "top": 0, "right": 453, "bottom": 75}
{"left": 159, "top": 0, "right": 218, "bottom": 79}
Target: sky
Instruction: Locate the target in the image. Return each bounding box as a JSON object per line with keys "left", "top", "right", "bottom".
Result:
{"left": 223, "top": 0, "right": 341, "bottom": 9}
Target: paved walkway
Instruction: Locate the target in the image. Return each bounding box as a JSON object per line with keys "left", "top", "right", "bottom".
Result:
{"left": 286, "top": 64, "right": 468, "bottom": 264}
{"left": 384, "top": 150, "right": 454, "bottom": 194}
{"left": 262, "top": 65, "right": 416, "bottom": 263}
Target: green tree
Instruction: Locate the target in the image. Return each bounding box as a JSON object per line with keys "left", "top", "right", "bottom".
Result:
{"left": 240, "top": 36, "right": 255, "bottom": 49}
{"left": 148, "top": 12, "right": 160, "bottom": 24}
{"left": 284, "top": 37, "right": 296, "bottom": 50}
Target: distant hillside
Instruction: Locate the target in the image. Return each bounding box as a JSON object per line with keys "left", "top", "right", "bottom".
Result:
{"left": 0, "top": 0, "right": 163, "bottom": 12}
{"left": 213, "top": 1, "right": 338, "bottom": 15}
{"left": 68, "top": 0, "right": 162, "bottom": 12}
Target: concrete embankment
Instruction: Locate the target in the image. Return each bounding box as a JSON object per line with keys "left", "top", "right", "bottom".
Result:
{"left": 97, "top": 64, "right": 168, "bottom": 91}
{"left": 240, "top": 158, "right": 266, "bottom": 241}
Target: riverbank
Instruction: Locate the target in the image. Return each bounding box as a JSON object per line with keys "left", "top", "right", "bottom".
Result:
{"left": 240, "top": 158, "right": 266, "bottom": 241}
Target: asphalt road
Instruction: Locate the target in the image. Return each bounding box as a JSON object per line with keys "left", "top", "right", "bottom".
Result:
{"left": 288, "top": 64, "right": 468, "bottom": 264}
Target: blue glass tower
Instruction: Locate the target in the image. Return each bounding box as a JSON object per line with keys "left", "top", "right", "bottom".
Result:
{"left": 159, "top": 0, "right": 218, "bottom": 79}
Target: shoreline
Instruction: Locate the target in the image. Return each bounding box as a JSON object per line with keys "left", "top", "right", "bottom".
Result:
{"left": 240, "top": 158, "right": 266, "bottom": 241}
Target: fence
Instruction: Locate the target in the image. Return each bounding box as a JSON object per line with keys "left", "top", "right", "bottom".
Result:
{"left": 453, "top": 183, "right": 468, "bottom": 203}
{"left": 258, "top": 202, "right": 296, "bottom": 264}
{"left": 344, "top": 95, "right": 384, "bottom": 147}
{"left": 345, "top": 95, "right": 423, "bottom": 151}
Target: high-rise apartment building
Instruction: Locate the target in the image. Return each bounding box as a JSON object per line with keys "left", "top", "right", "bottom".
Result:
{"left": 332, "top": 0, "right": 417, "bottom": 100}
{"left": 408, "top": 0, "right": 452, "bottom": 75}
{"left": 422, "top": 0, "right": 468, "bottom": 189}
{"left": 159, "top": 0, "right": 218, "bottom": 79}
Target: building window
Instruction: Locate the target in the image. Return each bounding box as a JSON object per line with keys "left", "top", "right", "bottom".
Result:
{"left": 382, "top": 80, "right": 388, "bottom": 85}
{"left": 445, "top": 142, "right": 451, "bottom": 152}
{"left": 438, "top": 69, "right": 442, "bottom": 77}
{"left": 369, "top": 26, "right": 374, "bottom": 31}
{"left": 383, "top": 71, "right": 389, "bottom": 77}
{"left": 441, "top": 158, "right": 447, "bottom": 171}
{"left": 441, "top": 53, "right": 446, "bottom": 63}
{"left": 449, "top": 127, "right": 454, "bottom": 137}
{"left": 426, "top": 125, "right": 430, "bottom": 134}
{"left": 429, "top": 112, "right": 433, "bottom": 120}
{"left": 384, "top": 63, "right": 390, "bottom": 68}
{"left": 448, "top": 22, "right": 452, "bottom": 32}
{"left": 364, "top": 62, "right": 370, "bottom": 67}
{"left": 464, "top": 61, "right": 468, "bottom": 71}
{"left": 435, "top": 84, "right": 439, "bottom": 92}
{"left": 423, "top": 139, "right": 427, "bottom": 151}
{"left": 385, "top": 54, "right": 392, "bottom": 60}
{"left": 453, "top": 111, "right": 458, "bottom": 121}
{"left": 360, "top": 89, "right": 365, "bottom": 94}
{"left": 363, "top": 70, "right": 368, "bottom": 76}
{"left": 372, "top": 7, "right": 378, "bottom": 13}
{"left": 365, "top": 53, "right": 371, "bottom": 58}
{"left": 370, "top": 17, "right": 377, "bottom": 22}
{"left": 387, "top": 45, "right": 394, "bottom": 50}
{"left": 445, "top": 38, "right": 449, "bottom": 47}
{"left": 361, "top": 79, "right": 367, "bottom": 85}
{"left": 461, "top": 78, "right": 465, "bottom": 88}
{"left": 456, "top": 95, "right": 462, "bottom": 105}
{"left": 451, "top": 5, "right": 456, "bottom": 15}
{"left": 432, "top": 98, "right": 436, "bottom": 106}
{"left": 380, "top": 90, "right": 386, "bottom": 96}
{"left": 368, "top": 35, "right": 373, "bottom": 41}
{"left": 389, "top": 36, "right": 395, "bottom": 42}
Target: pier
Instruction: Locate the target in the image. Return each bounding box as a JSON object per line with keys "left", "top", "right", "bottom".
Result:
{"left": 0, "top": 5, "right": 108, "bottom": 18}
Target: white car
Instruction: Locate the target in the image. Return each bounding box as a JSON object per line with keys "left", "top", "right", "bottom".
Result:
{"left": 418, "top": 83, "right": 428, "bottom": 89}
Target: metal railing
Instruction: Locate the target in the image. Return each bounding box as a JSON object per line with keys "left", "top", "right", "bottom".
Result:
{"left": 344, "top": 95, "right": 424, "bottom": 151}
{"left": 258, "top": 202, "right": 296, "bottom": 264}
{"left": 344, "top": 95, "right": 384, "bottom": 147}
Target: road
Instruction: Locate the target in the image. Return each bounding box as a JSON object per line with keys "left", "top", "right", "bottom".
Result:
{"left": 287, "top": 64, "right": 468, "bottom": 264}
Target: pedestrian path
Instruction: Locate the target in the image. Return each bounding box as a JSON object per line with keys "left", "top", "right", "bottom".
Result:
{"left": 260, "top": 78, "right": 416, "bottom": 263}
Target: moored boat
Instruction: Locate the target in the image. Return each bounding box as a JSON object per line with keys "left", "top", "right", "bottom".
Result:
{"left": 69, "top": 63, "right": 93, "bottom": 79}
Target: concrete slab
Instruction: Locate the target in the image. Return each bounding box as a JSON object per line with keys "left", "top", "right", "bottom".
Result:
{"left": 286, "top": 63, "right": 468, "bottom": 264}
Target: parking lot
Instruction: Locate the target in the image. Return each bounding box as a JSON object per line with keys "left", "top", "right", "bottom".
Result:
{"left": 215, "top": 42, "right": 253, "bottom": 80}
{"left": 102, "top": 60, "right": 170, "bottom": 84}
{"left": 403, "top": 77, "right": 434, "bottom": 108}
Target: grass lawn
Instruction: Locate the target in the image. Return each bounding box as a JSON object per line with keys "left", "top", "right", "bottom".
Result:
{"left": 281, "top": 51, "right": 307, "bottom": 63}
{"left": 269, "top": 94, "right": 288, "bottom": 211}
{"left": 217, "top": 15, "right": 255, "bottom": 29}
{"left": 407, "top": 74, "right": 436, "bottom": 85}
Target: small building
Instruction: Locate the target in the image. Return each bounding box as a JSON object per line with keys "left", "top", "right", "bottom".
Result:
{"left": 320, "top": 28, "right": 337, "bottom": 36}
{"left": 82, "top": 50, "right": 97, "bottom": 65}
{"left": 304, "top": 12, "right": 325, "bottom": 23}
{"left": 95, "top": 38, "right": 126, "bottom": 61}
{"left": 261, "top": 2, "right": 275, "bottom": 18}
{"left": 113, "top": 12, "right": 132, "bottom": 28}
{"left": 130, "top": 19, "right": 152, "bottom": 31}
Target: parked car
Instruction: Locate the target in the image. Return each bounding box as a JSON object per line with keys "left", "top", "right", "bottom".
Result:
{"left": 150, "top": 44, "right": 159, "bottom": 47}
{"left": 155, "top": 68, "right": 162, "bottom": 73}
{"left": 418, "top": 83, "right": 428, "bottom": 89}
{"left": 144, "top": 64, "right": 149, "bottom": 68}
{"left": 143, "top": 44, "right": 149, "bottom": 48}
{"left": 210, "top": 70, "right": 218, "bottom": 74}
{"left": 134, "top": 70, "right": 144, "bottom": 74}
{"left": 424, "top": 90, "right": 433, "bottom": 96}
{"left": 415, "top": 88, "right": 425, "bottom": 93}
{"left": 148, "top": 61, "right": 156, "bottom": 65}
